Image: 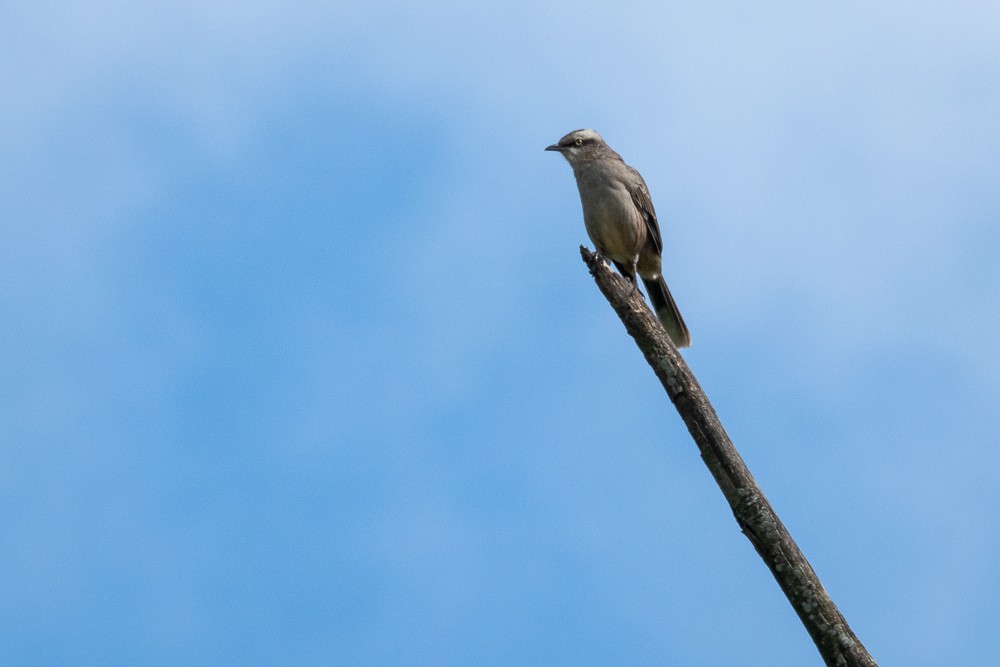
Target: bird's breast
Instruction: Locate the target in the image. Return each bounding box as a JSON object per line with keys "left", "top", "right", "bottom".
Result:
{"left": 577, "top": 177, "right": 644, "bottom": 262}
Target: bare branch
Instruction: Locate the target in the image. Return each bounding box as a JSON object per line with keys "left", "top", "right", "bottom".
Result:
{"left": 580, "top": 246, "right": 877, "bottom": 667}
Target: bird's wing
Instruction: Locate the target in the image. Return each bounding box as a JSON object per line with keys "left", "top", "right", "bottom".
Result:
{"left": 626, "top": 167, "right": 662, "bottom": 254}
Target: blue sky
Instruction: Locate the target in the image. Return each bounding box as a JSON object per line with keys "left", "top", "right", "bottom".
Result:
{"left": 3, "top": 1, "right": 999, "bottom": 664}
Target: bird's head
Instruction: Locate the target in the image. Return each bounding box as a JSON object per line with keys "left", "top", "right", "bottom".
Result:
{"left": 545, "top": 129, "right": 606, "bottom": 164}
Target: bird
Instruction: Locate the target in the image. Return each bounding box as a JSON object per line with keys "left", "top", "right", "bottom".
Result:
{"left": 546, "top": 128, "right": 691, "bottom": 348}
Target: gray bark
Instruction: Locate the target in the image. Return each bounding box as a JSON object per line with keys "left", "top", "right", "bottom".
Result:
{"left": 581, "top": 246, "right": 877, "bottom": 667}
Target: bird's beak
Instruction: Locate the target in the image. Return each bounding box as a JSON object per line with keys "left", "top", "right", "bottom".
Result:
{"left": 545, "top": 144, "right": 564, "bottom": 152}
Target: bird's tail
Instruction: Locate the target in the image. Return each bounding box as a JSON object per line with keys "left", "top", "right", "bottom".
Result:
{"left": 641, "top": 275, "right": 691, "bottom": 348}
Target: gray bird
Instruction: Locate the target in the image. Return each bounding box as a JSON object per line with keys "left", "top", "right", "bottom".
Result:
{"left": 546, "top": 128, "right": 691, "bottom": 348}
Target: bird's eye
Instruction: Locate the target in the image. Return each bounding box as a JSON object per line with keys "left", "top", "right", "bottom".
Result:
{"left": 574, "top": 138, "right": 583, "bottom": 146}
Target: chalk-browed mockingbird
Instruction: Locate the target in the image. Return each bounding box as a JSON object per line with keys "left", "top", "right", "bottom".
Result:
{"left": 546, "top": 128, "right": 691, "bottom": 348}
